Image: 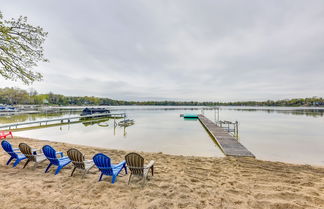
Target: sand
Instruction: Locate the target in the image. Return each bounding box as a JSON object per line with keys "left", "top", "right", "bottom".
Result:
{"left": 0, "top": 137, "right": 324, "bottom": 209}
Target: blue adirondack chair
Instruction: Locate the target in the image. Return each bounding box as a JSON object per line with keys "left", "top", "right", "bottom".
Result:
{"left": 1, "top": 140, "right": 26, "bottom": 167}
{"left": 42, "top": 145, "right": 71, "bottom": 175}
{"left": 93, "top": 153, "right": 127, "bottom": 183}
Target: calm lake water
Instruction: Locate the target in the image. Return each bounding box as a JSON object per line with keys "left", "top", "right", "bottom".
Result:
{"left": 2, "top": 106, "right": 324, "bottom": 165}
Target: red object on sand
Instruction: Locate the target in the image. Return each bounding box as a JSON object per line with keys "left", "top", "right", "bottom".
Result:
{"left": 0, "top": 131, "right": 13, "bottom": 139}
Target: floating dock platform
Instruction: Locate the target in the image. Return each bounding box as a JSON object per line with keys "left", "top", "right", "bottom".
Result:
{"left": 198, "top": 114, "right": 255, "bottom": 157}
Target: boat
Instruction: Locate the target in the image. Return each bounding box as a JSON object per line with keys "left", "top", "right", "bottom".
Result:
{"left": 118, "top": 119, "right": 135, "bottom": 127}
{"left": 0, "top": 105, "right": 17, "bottom": 112}
{"left": 98, "top": 122, "right": 109, "bottom": 127}
{"left": 80, "top": 108, "right": 110, "bottom": 117}
{"left": 181, "top": 114, "right": 198, "bottom": 118}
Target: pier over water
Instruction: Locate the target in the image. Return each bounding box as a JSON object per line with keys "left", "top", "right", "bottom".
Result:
{"left": 198, "top": 114, "right": 255, "bottom": 157}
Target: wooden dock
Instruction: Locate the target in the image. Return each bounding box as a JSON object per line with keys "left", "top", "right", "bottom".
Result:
{"left": 0, "top": 113, "right": 126, "bottom": 130}
{"left": 198, "top": 114, "right": 255, "bottom": 157}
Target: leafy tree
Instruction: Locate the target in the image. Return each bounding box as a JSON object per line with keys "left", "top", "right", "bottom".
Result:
{"left": 0, "top": 11, "right": 48, "bottom": 84}
{"left": 0, "top": 87, "right": 30, "bottom": 104}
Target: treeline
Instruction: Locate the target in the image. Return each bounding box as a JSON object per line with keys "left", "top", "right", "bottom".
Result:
{"left": 0, "top": 87, "right": 324, "bottom": 107}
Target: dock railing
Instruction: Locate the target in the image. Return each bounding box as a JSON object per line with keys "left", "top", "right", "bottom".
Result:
{"left": 215, "top": 120, "right": 239, "bottom": 139}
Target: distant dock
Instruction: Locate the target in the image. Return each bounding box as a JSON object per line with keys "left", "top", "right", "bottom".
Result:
{"left": 198, "top": 114, "right": 255, "bottom": 157}
{"left": 0, "top": 113, "right": 126, "bottom": 131}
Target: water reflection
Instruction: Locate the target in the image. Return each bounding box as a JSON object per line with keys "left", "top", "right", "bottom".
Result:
{"left": 0, "top": 112, "right": 78, "bottom": 124}
{"left": 80, "top": 118, "right": 110, "bottom": 127}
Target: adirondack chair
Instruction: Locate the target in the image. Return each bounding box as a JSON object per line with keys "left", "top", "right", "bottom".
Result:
{"left": 93, "top": 153, "right": 127, "bottom": 183}
{"left": 125, "top": 152, "right": 155, "bottom": 184}
{"left": 1, "top": 140, "right": 26, "bottom": 167}
{"left": 42, "top": 145, "right": 71, "bottom": 175}
{"left": 67, "top": 148, "right": 95, "bottom": 178}
{"left": 19, "top": 143, "right": 47, "bottom": 170}
{"left": 0, "top": 131, "right": 13, "bottom": 139}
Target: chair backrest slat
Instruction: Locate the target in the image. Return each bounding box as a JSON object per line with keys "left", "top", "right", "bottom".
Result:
{"left": 42, "top": 145, "right": 59, "bottom": 165}
{"left": 93, "top": 153, "right": 113, "bottom": 175}
{"left": 1, "top": 140, "right": 17, "bottom": 158}
{"left": 125, "top": 152, "right": 144, "bottom": 175}
{"left": 67, "top": 148, "right": 85, "bottom": 169}
{"left": 19, "top": 143, "right": 35, "bottom": 162}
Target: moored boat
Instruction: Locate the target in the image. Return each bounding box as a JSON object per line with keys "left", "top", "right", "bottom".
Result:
{"left": 118, "top": 119, "right": 135, "bottom": 127}
{"left": 80, "top": 108, "right": 110, "bottom": 116}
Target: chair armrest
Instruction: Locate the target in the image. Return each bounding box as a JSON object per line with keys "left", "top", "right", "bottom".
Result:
{"left": 56, "top": 151, "right": 63, "bottom": 157}
{"left": 32, "top": 149, "right": 42, "bottom": 155}
{"left": 13, "top": 148, "right": 22, "bottom": 154}
{"left": 144, "top": 160, "right": 155, "bottom": 169}
{"left": 114, "top": 160, "right": 126, "bottom": 168}
{"left": 60, "top": 156, "right": 70, "bottom": 160}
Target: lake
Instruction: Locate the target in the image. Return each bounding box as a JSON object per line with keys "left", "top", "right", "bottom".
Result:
{"left": 2, "top": 106, "right": 324, "bottom": 165}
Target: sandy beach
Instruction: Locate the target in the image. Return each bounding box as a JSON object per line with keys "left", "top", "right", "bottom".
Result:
{"left": 0, "top": 137, "right": 323, "bottom": 209}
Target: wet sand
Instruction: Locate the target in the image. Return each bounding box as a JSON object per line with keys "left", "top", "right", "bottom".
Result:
{"left": 1, "top": 137, "right": 324, "bottom": 209}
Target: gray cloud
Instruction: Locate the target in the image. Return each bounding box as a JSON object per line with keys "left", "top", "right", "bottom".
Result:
{"left": 1, "top": 0, "right": 324, "bottom": 101}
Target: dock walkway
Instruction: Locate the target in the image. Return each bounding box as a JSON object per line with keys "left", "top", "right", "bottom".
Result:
{"left": 0, "top": 113, "right": 126, "bottom": 130}
{"left": 198, "top": 114, "right": 255, "bottom": 157}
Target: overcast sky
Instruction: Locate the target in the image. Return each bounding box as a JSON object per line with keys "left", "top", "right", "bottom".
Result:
{"left": 1, "top": 0, "right": 324, "bottom": 101}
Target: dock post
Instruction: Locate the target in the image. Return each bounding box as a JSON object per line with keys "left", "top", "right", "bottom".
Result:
{"left": 235, "top": 121, "right": 239, "bottom": 139}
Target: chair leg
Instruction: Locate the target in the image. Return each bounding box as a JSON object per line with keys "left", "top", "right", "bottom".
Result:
{"left": 33, "top": 162, "right": 38, "bottom": 170}
{"left": 151, "top": 166, "right": 154, "bottom": 176}
{"left": 128, "top": 173, "right": 132, "bottom": 185}
{"left": 82, "top": 169, "right": 89, "bottom": 178}
{"left": 112, "top": 175, "right": 117, "bottom": 184}
{"left": 71, "top": 167, "right": 77, "bottom": 177}
{"left": 124, "top": 165, "right": 128, "bottom": 174}
{"left": 142, "top": 175, "right": 146, "bottom": 185}
{"left": 45, "top": 163, "right": 52, "bottom": 173}
{"left": 98, "top": 172, "right": 104, "bottom": 181}
{"left": 55, "top": 166, "right": 63, "bottom": 175}
{"left": 23, "top": 159, "right": 30, "bottom": 169}
{"left": 6, "top": 157, "right": 14, "bottom": 165}
{"left": 13, "top": 159, "right": 22, "bottom": 167}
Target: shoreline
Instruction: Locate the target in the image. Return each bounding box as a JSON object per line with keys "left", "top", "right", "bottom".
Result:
{"left": 14, "top": 135, "right": 324, "bottom": 168}
{"left": 1, "top": 137, "right": 324, "bottom": 208}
